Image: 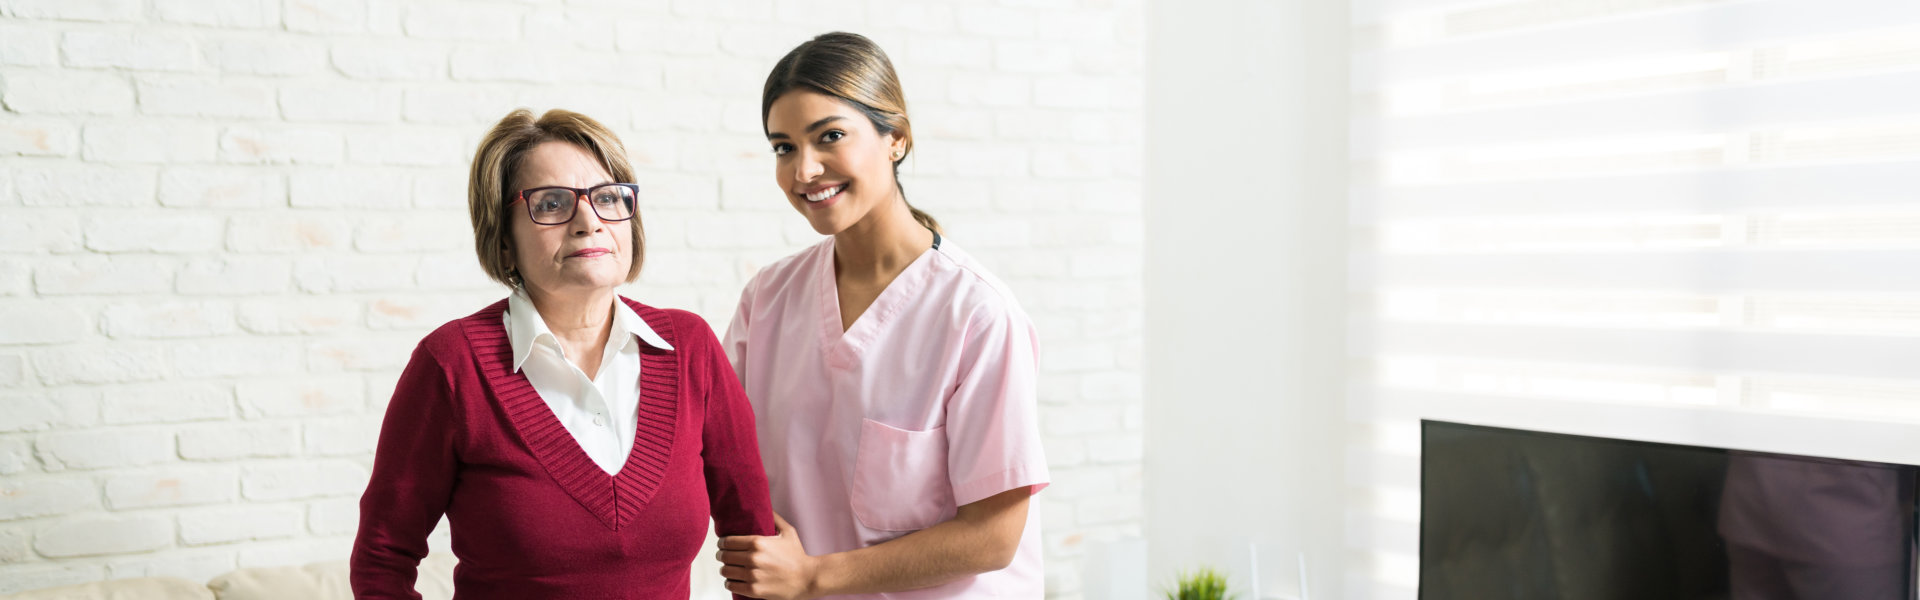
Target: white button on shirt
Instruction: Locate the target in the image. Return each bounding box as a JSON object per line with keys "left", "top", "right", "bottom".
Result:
{"left": 504, "top": 290, "right": 673, "bottom": 476}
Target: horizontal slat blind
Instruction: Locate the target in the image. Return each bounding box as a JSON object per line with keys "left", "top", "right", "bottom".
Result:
{"left": 1347, "top": 0, "right": 1920, "bottom": 597}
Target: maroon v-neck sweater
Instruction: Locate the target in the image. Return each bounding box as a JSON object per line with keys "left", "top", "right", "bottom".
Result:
{"left": 351, "top": 299, "right": 775, "bottom": 599}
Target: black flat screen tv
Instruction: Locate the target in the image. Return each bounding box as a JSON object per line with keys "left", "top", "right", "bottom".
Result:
{"left": 1420, "top": 420, "right": 1918, "bottom": 600}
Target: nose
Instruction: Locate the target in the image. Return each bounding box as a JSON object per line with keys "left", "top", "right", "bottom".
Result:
{"left": 792, "top": 146, "right": 823, "bottom": 184}
{"left": 567, "top": 194, "right": 605, "bottom": 235}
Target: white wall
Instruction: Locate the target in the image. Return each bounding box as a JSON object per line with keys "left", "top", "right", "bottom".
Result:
{"left": 1144, "top": 0, "right": 1348, "bottom": 598}
{"left": 0, "top": 1, "right": 1145, "bottom": 597}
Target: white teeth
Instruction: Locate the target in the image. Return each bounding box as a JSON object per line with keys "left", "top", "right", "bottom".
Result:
{"left": 804, "top": 185, "right": 843, "bottom": 203}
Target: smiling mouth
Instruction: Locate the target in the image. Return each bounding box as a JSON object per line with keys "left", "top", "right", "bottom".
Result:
{"left": 803, "top": 184, "right": 845, "bottom": 203}
{"left": 568, "top": 248, "right": 611, "bottom": 258}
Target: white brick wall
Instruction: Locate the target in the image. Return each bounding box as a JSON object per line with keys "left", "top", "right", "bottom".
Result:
{"left": 0, "top": 1, "right": 1144, "bottom": 597}
{"left": 104, "top": 467, "right": 239, "bottom": 510}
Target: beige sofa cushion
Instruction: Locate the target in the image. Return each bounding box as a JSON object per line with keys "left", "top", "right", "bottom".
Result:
{"left": 207, "top": 555, "right": 454, "bottom": 600}
{"left": 206, "top": 561, "right": 349, "bottom": 600}
{"left": 1, "top": 577, "right": 213, "bottom": 600}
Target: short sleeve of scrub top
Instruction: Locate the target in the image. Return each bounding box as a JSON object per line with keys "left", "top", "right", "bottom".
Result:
{"left": 942, "top": 297, "right": 1047, "bottom": 507}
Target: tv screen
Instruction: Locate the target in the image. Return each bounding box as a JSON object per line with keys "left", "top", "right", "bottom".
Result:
{"left": 1420, "top": 420, "right": 1918, "bottom": 600}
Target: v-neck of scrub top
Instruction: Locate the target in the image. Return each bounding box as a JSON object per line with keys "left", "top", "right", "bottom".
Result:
{"left": 815, "top": 235, "right": 940, "bottom": 370}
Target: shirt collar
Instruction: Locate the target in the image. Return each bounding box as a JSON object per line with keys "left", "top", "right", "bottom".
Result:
{"left": 506, "top": 290, "right": 673, "bottom": 372}
{"left": 611, "top": 294, "right": 674, "bottom": 353}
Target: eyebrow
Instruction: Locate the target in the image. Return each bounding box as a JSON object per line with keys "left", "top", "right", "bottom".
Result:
{"left": 766, "top": 115, "right": 848, "bottom": 140}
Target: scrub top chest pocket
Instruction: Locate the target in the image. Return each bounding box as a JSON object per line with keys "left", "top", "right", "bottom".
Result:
{"left": 849, "top": 418, "right": 957, "bottom": 533}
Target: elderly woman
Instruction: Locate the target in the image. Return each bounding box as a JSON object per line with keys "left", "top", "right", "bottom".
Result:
{"left": 351, "top": 108, "right": 775, "bottom": 599}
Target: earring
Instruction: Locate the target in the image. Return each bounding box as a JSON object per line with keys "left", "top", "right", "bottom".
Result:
{"left": 892, "top": 150, "right": 904, "bottom": 160}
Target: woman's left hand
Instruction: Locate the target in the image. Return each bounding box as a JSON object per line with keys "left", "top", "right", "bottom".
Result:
{"left": 718, "top": 513, "right": 820, "bottom": 600}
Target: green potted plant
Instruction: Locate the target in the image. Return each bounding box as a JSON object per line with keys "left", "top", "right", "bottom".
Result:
{"left": 1162, "top": 566, "right": 1235, "bottom": 600}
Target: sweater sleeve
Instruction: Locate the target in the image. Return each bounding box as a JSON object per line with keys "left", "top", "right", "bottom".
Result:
{"left": 694, "top": 315, "right": 777, "bottom": 541}
{"left": 351, "top": 341, "right": 460, "bottom": 600}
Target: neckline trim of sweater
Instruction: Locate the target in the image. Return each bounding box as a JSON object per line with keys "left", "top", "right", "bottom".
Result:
{"left": 459, "top": 297, "right": 682, "bottom": 530}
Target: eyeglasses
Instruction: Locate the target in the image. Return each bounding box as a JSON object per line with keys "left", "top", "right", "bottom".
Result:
{"left": 510, "top": 184, "right": 639, "bottom": 225}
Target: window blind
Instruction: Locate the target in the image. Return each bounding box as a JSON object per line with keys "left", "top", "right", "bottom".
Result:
{"left": 1347, "top": 0, "right": 1920, "bottom": 596}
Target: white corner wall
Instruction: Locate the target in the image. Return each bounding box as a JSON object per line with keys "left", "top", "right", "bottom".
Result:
{"left": 1145, "top": 0, "right": 1349, "bottom": 598}
{"left": 0, "top": 1, "right": 1145, "bottom": 597}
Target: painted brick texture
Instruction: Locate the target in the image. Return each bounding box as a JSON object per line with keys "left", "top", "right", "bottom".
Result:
{"left": 0, "top": 1, "right": 1143, "bottom": 597}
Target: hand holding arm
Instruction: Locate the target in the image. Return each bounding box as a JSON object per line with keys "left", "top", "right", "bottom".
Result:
{"left": 718, "top": 488, "right": 1032, "bottom": 600}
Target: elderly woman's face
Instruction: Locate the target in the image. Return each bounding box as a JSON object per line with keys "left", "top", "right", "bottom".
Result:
{"left": 508, "top": 141, "right": 632, "bottom": 298}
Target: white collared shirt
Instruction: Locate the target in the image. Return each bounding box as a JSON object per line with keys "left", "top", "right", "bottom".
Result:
{"left": 504, "top": 290, "right": 673, "bottom": 476}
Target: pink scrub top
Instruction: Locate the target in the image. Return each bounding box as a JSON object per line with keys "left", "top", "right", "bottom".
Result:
{"left": 724, "top": 235, "right": 1049, "bottom": 598}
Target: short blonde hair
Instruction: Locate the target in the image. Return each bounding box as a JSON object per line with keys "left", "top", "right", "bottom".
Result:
{"left": 467, "top": 108, "right": 645, "bottom": 288}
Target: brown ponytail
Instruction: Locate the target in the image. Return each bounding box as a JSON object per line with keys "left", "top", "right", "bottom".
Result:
{"left": 905, "top": 206, "right": 938, "bottom": 234}
{"left": 762, "top": 32, "right": 940, "bottom": 234}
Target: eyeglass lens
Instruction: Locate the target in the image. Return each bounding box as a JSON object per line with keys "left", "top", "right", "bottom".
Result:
{"left": 526, "top": 185, "right": 635, "bottom": 224}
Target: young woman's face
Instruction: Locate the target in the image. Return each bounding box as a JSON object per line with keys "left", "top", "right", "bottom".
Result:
{"left": 507, "top": 140, "right": 633, "bottom": 298}
{"left": 765, "top": 88, "right": 907, "bottom": 236}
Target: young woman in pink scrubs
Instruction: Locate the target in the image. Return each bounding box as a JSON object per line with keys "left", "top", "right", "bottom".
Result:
{"left": 715, "top": 32, "right": 1050, "bottom": 599}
